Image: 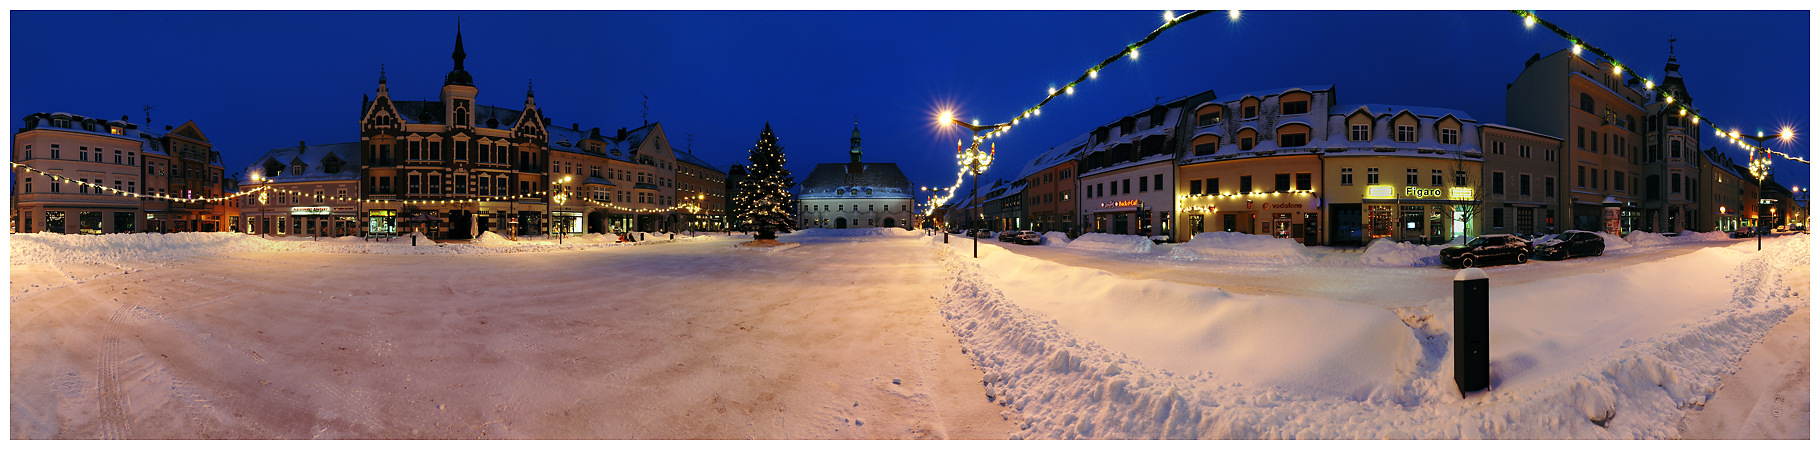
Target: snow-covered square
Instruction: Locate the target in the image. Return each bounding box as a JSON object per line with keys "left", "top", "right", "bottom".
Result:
{"left": 8, "top": 230, "right": 1811, "bottom": 439}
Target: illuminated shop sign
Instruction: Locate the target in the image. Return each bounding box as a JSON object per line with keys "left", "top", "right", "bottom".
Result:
{"left": 290, "top": 206, "right": 333, "bottom": 215}
{"left": 1100, "top": 199, "right": 1144, "bottom": 209}
{"left": 1365, "top": 185, "right": 1475, "bottom": 201}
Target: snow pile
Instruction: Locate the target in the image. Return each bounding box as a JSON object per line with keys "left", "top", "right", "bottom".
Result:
{"left": 1358, "top": 238, "right": 1448, "bottom": 267}
{"left": 471, "top": 231, "right": 519, "bottom": 246}
{"left": 1671, "top": 230, "right": 1732, "bottom": 242}
{"left": 1593, "top": 231, "right": 1635, "bottom": 251}
{"left": 1041, "top": 232, "right": 1071, "bottom": 245}
{"left": 789, "top": 227, "right": 920, "bottom": 237}
{"left": 1622, "top": 231, "right": 1674, "bottom": 247}
{"left": 10, "top": 232, "right": 275, "bottom": 266}
{"left": 1165, "top": 232, "right": 1316, "bottom": 265}
{"left": 1060, "top": 233, "right": 1153, "bottom": 253}
{"left": 928, "top": 229, "right": 1810, "bottom": 438}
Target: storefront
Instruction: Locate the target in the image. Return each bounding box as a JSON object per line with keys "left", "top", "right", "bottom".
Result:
{"left": 1355, "top": 185, "right": 1479, "bottom": 245}
{"left": 553, "top": 211, "right": 585, "bottom": 235}
{"left": 367, "top": 209, "right": 397, "bottom": 237}
{"left": 1176, "top": 192, "right": 1321, "bottom": 244}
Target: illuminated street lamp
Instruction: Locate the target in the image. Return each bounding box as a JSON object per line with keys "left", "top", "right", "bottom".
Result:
{"left": 938, "top": 113, "right": 1006, "bottom": 258}
{"left": 550, "top": 175, "right": 572, "bottom": 244}
{"left": 1736, "top": 129, "right": 1792, "bottom": 251}
{"left": 251, "top": 173, "right": 267, "bottom": 237}
{"left": 921, "top": 186, "right": 948, "bottom": 237}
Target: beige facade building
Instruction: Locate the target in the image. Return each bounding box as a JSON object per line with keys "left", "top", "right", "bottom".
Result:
{"left": 1507, "top": 49, "right": 1648, "bottom": 233}
{"left": 1479, "top": 124, "right": 1565, "bottom": 236}
{"left": 241, "top": 142, "right": 364, "bottom": 237}
{"left": 12, "top": 113, "right": 232, "bottom": 234}
{"left": 1174, "top": 86, "right": 1327, "bottom": 244}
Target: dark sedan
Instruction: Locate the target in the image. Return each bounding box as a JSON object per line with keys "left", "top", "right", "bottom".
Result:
{"left": 1534, "top": 230, "right": 1605, "bottom": 260}
{"left": 1439, "top": 234, "right": 1533, "bottom": 268}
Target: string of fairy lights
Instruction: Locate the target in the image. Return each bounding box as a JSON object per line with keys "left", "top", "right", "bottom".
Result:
{"left": 1514, "top": 10, "right": 1807, "bottom": 166}
{"left": 10, "top": 161, "right": 263, "bottom": 203}
{"left": 926, "top": 10, "right": 1234, "bottom": 212}
{"left": 11, "top": 161, "right": 703, "bottom": 216}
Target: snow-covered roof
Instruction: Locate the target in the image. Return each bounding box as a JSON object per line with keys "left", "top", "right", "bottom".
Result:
{"left": 981, "top": 180, "right": 1027, "bottom": 203}
{"left": 1332, "top": 104, "right": 1476, "bottom": 123}
{"left": 1479, "top": 123, "right": 1563, "bottom": 142}
{"left": 673, "top": 150, "right": 723, "bottom": 174}
{"left": 1079, "top": 152, "right": 1174, "bottom": 179}
{"left": 243, "top": 142, "right": 364, "bottom": 184}
{"left": 1218, "top": 85, "right": 1334, "bottom": 103}
{"left": 798, "top": 163, "right": 914, "bottom": 200}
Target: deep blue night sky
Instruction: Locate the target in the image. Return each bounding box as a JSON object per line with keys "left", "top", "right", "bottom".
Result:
{"left": 10, "top": 10, "right": 1811, "bottom": 196}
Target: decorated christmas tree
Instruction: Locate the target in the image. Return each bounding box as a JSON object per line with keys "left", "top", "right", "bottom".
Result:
{"left": 736, "top": 123, "right": 797, "bottom": 241}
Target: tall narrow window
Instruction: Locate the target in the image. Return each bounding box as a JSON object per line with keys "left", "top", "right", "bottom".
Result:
{"left": 1239, "top": 176, "right": 1252, "bottom": 193}
{"left": 1406, "top": 168, "right": 1418, "bottom": 186}
{"left": 1366, "top": 168, "right": 1379, "bottom": 185}
{"left": 1340, "top": 168, "right": 1353, "bottom": 186}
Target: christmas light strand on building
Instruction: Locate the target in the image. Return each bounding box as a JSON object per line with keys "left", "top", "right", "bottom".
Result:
{"left": 1514, "top": 10, "right": 1808, "bottom": 165}
{"left": 581, "top": 197, "right": 685, "bottom": 214}
{"left": 928, "top": 10, "right": 1233, "bottom": 209}
{"left": 10, "top": 162, "right": 265, "bottom": 203}
{"left": 258, "top": 185, "right": 548, "bottom": 205}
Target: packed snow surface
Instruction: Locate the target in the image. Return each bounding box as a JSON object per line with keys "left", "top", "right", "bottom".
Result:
{"left": 1594, "top": 231, "right": 1635, "bottom": 251}
{"left": 1041, "top": 232, "right": 1072, "bottom": 246}
{"left": 931, "top": 233, "right": 1809, "bottom": 438}
{"left": 1165, "top": 232, "right": 1316, "bottom": 264}
{"left": 1060, "top": 233, "right": 1153, "bottom": 253}
{"left": 789, "top": 227, "right": 920, "bottom": 237}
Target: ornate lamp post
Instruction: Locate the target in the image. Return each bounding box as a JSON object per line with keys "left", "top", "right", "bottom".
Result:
{"left": 549, "top": 175, "right": 572, "bottom": 244}
{"left": 251, "top": 173, "right": 267, "bottom": 237}
{"left": 939, "top": 113, "right": 1005, "bottom": 259}
{"left": 1733, "top": 128, "right": 1791, "bottom": 251}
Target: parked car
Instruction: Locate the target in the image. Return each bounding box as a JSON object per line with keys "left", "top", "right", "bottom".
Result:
{"left": 1011, "top": 230, "right": 1044, "bottom": 245}
{"left": 972, "top": 229, "right": 995, "bottom": 239}
{"left": 1730, "top": 227, "right": 1757, "bottom": 238}
{"left": 998, "top": 230, "right": 1021, "bottom": 242}
{"left": 1534, "top": 230, "right": 1605, "bottom": 260}
{"left": 1439, "top": 234, "right": 1534, "bottom": 268}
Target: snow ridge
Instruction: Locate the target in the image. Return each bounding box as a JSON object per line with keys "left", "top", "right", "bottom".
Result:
{"left": 928, "top": 233, "right": 1809, "bottom": 439}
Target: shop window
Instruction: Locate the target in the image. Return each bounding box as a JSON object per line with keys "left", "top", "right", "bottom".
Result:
{"left": 45, "top": 211, "right": 65, "bottom": 233}
{"left": 78, "top": 212, "right": 102, "bottom": 233}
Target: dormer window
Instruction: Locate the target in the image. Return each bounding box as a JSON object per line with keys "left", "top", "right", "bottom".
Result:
{"left": 52, "top": 118, "right": 70, "bottom": 128}
{"left": 1396, "top": 125, "right": 1417, "bottom": 142}
{"left": 292, "top": 164, "right": 305, "bottom": 175}
{"left": 109, "top": 126, "right": 124, "bottom": 135}
{"left": 1196, "top": 105, "right": 1222, "bottom": 127}
{"left": 1439, "top": 128, "right": 1460, "bottom": 145}
{"left": 1282, "top": 100, "right": 1309, "bottom": 115}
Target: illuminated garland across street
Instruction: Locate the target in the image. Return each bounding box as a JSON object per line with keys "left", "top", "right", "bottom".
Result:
{"left": 11, "top": 162, "right": 261, "bottom": 203}
{"left": 930, "top": 10, "right": 1234, "bottom": 209}
{"left": 260, "top": 185, "right": 547, "bottom": 205}
{"left": 1515, "top": 10, "right": 1807, "bottom": 165}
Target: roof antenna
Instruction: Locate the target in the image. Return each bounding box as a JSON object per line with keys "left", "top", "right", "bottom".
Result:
{"left": 641, "top": 91, "right": 650, "bottom": 126}
{"left": 142, "top": 104, "right": 157, "bottom": 127}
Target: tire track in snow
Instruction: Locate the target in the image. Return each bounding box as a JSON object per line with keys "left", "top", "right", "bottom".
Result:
{"left": 96, "top": 305, "right": 134, "bottom": 440}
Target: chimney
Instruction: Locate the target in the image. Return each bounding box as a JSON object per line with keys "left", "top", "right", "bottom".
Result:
{"left": 298, "top": 140, "right": 307, "bottom": 155}
{"left": 542, "top": 117, "right": 551, "bottom": 126}
{"left": 573, "top": 123, "right": 579, "bottom": 131}
{"left": 120, "top": 115, "right": 129, "bottom": 121}
{"left": 617, "top": 128, "right": 628, "bottom": 141}
{"left": 590, "top": 127, "right": 602, "bottom": 140}
{"left": 165, "top": 125, "right": 173, "bottom": 131}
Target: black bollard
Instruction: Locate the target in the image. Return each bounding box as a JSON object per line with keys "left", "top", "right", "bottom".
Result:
{"left": 411, "top": 233, "right": 417, "bottom": 246}
{"left": 1454, "top": 268, "right": 1489, "bottom": 395}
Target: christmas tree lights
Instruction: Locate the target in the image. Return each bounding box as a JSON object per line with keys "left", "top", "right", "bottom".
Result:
{"left": 733, "top": 123, "right": 796, "bottom": 240}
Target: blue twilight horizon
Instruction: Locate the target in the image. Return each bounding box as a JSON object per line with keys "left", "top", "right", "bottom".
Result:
{"left": 10, "top": 10, "right": 1810, "bottom": 193}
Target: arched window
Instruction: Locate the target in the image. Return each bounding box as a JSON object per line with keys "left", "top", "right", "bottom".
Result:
{"left": 1192, "top": 134, "right": 1220, "bottom": 156}
{"left": 1579, "top": 93, "right": 1595, "bottom": 113}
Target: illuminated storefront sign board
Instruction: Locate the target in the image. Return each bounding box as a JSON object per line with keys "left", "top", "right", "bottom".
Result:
{"left": 1366, "top": 185, "right": 1474, "bottom": 201}
{"left": 1099, "top": 199, "right": 1144, "bottom": 209}
{"left": 290, "top": 206, "right": 333, "bottom": 215}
